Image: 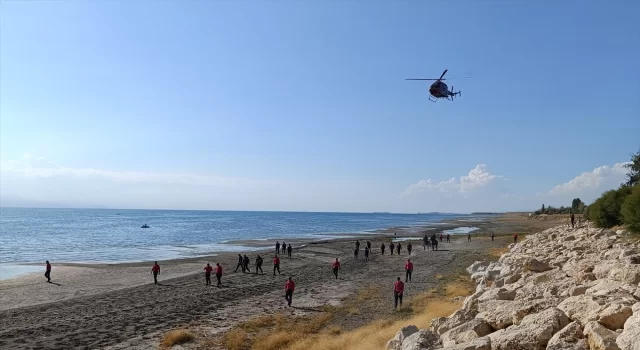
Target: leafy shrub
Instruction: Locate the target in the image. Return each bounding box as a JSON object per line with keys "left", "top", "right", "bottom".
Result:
{"left": 621, "top": 185, "right": 640, "bottom": 233}
{"left": 589, "top": 186, "right": 632, "bottom": 228}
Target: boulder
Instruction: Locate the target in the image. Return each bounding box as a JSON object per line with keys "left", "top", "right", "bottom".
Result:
{"left": 585, "top": 280, "right": 637, "bottom": 298}
{"left": 441, "top": 337, "right": 490, "bottom": 350}
{"left": 583, "top": 321, "right": 621, "bottom": 350}
{"left": 616, "top": 307, "right": 640, "bottom": 350}
{"left": 438, "top": 309, "right": 478, "bottom": 335}
{"left": 488, "top": 308, "right": 570, "bottom": 350}
{"left": 545, "top": 321, "right": 587, "bottom": 350}
{"left": 608, "top": 265, "right": 640, "bottom": 285}
{"left": 525, "top": 258, "right": 552, "bottom": 272}
{"left": 467, "top": 261, "right": 488, "bottom": 275}
{"left": 567, "top": 285, "right": 589, "bottom": 296}
{"left": 440, "top": 319, "right": 492, "bottom": 347}
{"left": 597, "top": 303, "right": 633, "bottom": 330}
{"left": 512, "top": 297, "right": 563, "bottom": 325}
{"left": 430, "top": 317, "right": 447, "bottom": 333}
{"left": 476, "top": 300, "right": 515, "bottom": 330}
{"left": 558, "top": 295, "right": 606, "bottom": 324}
{"left": 386, "top": 325, "right": 419, "bottom": 350}
{"left": 401, "top": 329, "right": 441, "bottom": 350}
{"left": 477, "top": 288, "right": 516, "bottom": 302}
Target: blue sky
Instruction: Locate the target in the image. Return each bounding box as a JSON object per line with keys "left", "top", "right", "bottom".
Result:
{"left": 1, "top": 1, "right": 639, "bottom": 212}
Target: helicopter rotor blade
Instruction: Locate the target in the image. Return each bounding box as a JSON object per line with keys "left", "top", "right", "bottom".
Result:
{"left": 405, "top": 78, "right": 441, "bottom": 81}
{"left": 439, "top": 69, "right": 448, "bottom": 81}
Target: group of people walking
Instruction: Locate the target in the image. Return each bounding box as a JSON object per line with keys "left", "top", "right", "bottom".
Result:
{"left": 275, "top": 241, "right": 293, "bottom": 258}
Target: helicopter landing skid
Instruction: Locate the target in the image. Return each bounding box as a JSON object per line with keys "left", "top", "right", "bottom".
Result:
{"left": 428, "top": 95, "right": 438, "bottom": 103}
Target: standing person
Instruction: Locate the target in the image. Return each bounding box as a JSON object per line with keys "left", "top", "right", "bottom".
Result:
{"left": 276, "top": 241, "right": 281, "bottom": 254}
{"left": 407, "top": 243, "right": 412, "bottom": 256}
{"left": 243, "top": 254, "right": 251, "bottom": 273}
{"left": 446, "top": 234, "right": 451, "bottom": 243}
{"left": 273, "top": 255, "right": 281, "bottom": 275}
{"left": 215, "top": 263, "right": 223, "bottom": 287}
{"left": 396, "top": 243, "right": 402, "bottom": 255}
{"left": 366, "top": 241, "right": 371, "bottom": 252}
{"left": 423, "top": 235, "right": 428, "bottom": 250}
{"left": 364, "top": 246, "right": 370, "bottom": 261}
{"left": 235, "top": 254, "right": 244, "bottom": 272}
{"left": 440, "top": 234, "right": 443, "bottom": 242}
{"left": 255, "top": 255, "right": 264, "bottom": 274}
{"left": 287, "top": 244, "right": 292, "bottom": 258}
{"left": 44, "top": 260, "right": 52, "bottom": 283}
{"left": 389, "top": 242, "right": 395, "bottom": 255}
{"left": 431, "top": 235, "right": 438, "bottom": 251}
{"left": 354, "top": 247, "right": 359, "bottom": 260}
{"left": 467, "top": 233, "right": 472, "bottom": 242}
{"left": 394, "top": 277, "right": 404, "bottom": 309}
{"left": 355, "top": 240, "right": 361, "bottom": 250}
{"left": 284, "top": 277, "right": 295, "bottom": 307}
{"left": 281, "top": 241, "right": 286, "bottom": 254}
{"left": 491, "top": 231, "right": 495, "bottom": 241}
{"left": 332, "top": 258, "right": 341, "bottom": 279}
{"left": 405, "top": 259, "right": 413, "bottom": 282}
{"left": 570, "top": 213, "right": 575, "bottom": 229}
{"left": 381, "top": 242, "right": 386, "bottom": 255}
{"left": 513, "top": 233, "right": 518, "bottom": 243}
{"left": 204, "top": 263, "right": 214, "bottom": 285}
{"left": 151, "top": 261, "right": 160, "bottom": 285}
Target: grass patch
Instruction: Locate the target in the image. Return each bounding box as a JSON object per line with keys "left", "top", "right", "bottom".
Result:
{"left": 490, "top": 247, "right": 509, "bottom": 258}
{"left": 224, "top": 329, "right": 247, "bottom": 350}
{"left": 160, "top": 329, "right": 195, "bottom": 348}
{"left": 434, "top": 273, "right": 444, "bottom": 280}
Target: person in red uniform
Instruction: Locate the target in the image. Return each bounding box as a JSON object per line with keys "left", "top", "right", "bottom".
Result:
{"left": 405, "top": 259, "right": 413, "bottom": 282}
{"left": 513, "top": 233, "right": 518, "bottom": 243}
{"left": 273, "top": 255, "right": 281, "bottom": 276}
{"left": 151, "top": 261, "right": 160, "bottom": 284}
{"left": 215, "top": 263, "right": 223, "bottom": 287}
{"left": 394, "top": 277, "right": 404, "bottom": 309}
{"left": 45, "top": 260, "right": 52, "bottom": 283}
{"left": 284, "top": 277, "right": 295, "bottom": 307}
{"left": 332, "top": 258, "right": 341, "bottom": 279}
{"left": 204, "top": 263, "right": 214, "bottom": 285}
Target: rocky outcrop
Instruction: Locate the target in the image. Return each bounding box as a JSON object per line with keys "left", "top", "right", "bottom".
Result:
{"left": 386, "top": 223, "right": 640, "bottom": 350}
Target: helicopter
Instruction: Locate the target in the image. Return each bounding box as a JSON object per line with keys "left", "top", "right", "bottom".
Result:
{"left": 406, "top": 69, "right": 462, "bottom": 102}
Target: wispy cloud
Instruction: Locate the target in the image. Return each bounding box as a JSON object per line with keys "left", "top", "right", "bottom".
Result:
{"left": 549, "top": 162, "right": 630, "bottom": 195}
{"left": 404, "top": 164, "right": 501, "bottom": 196}
{"left": 0, "top": 154, "right": 258, "bottom": 188}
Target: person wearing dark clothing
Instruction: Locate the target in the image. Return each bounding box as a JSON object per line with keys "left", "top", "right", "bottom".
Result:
{"left": 281, "top": 242, "right": 286, "bottom": 254}
{"left": 332, "top": 258, "right": 341, "bottom": 279}
{"left": 513, "top": 233, "right": 518, "bottom": 243}
{"left": 45, "top": 261, "right": 52, "bottom": 283}
{"left": 243, "top": 254, "right": 250, "bottom": 273}
{"left": 491, "top": 231, "right": 495, "bottom": 241}
{"left": 570, "top": 213, "right": 575, "bottom": 229}
{"left": 204, "top": 263, "right": 213, "bottom": 285}
{"left": 355, "top": 240, "right": 360, "bottom": 250}
{"left": 273, "top": 255, "right": 281, "bottom": 275}
{"left": 151, "top": 261, "right": 160, "bottom": 284}
{"left": 396, "top": 243, "right": 401, "bottom": 255}
{"left": 276, "top": 241, "right": 281, "bottom": 254}
{"left": 364, "top": 246, "right": 370, "bottom": 261}
{"left": 467, "top": 233, "right": 472, "bottom": 242}
{"left": 389, "top": 242, "right": 395, "bottom": 255}
{"left": 381, "top": 243, "right": 386, "bottom": 255}
{"left": 256, "top": 255, "right": 264, "bottom": 274}
{"left": 423, "top": 236, "right": 430, "bottom": 250}
{"left": 215, "top": 263, "right": 222, "bottom": 287}
{"left": 446, "top": 234, "right": 451, "bottom": 243}
{"left": 284, "top": 277, "right": 295, "bottom": 307}
{"left": 440, "top": 234, "right": 443, "bottom": 242}
{"left": 366, "top": 241, "right": 371, "bottom": 251}
{"left": 394, "top": 277, "right": 404, "bottom": 309}
{"left": 235, "top": 254, "right": 244, "bottom": 272}
{"left": 407, "top": 243, "right": 412, "bottom": 256}
{"left": 354, "top": 247, "right": 359, "bottom": 260}
{"left": 287, "top": 244, "right": 292, "bottom": 258}
{"left": 405, "top": 259, "right": 413, "bottom": 282}
{"left": 431, "top": 235, "right": 438, "bottom": 251}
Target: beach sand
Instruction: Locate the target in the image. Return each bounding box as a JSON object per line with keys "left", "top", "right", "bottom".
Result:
{"left": 0, "top": 214, "right": 558, "bottom": 350}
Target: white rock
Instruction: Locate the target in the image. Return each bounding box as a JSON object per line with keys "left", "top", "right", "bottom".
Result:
{"left": 477, "top": 288, "right": 516, "bottom": 302}
{"left": 440, "top": 319, "right": 492, "bottom": 347}
{"left": 546, "top": 321, "right": 588, "bottom": 350}
{"left": 476, "top": 300, "right": 515, "bottom": 330}
{"left": 598, "top": 302, "right": 633, "bottom": 330}
{"left": 488, "top": 308, "right": 570, "bottom": 350}
{"left": 558, "top": 295, "right": 606, "bottom": 324}
{"left": 387, "top": 325, "right": 419, "bottom": 350}
{"left": 438, "top": 309, "right": 477, "bottom": 335}
{"left": 401, "top": 329, "right": 441, "bottom": 350}
{"left": 616, "top": 309, "right": 640, "bottom": 350}
{"left": 583, "top": 321, "right": 621, "bottom": 350}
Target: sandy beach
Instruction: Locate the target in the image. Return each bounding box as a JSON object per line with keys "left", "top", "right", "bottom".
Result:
{"left": 0, "top": 215, "right": 559, "bottom": 350}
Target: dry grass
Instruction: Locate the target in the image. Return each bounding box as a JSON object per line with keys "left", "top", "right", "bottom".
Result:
{"left": 434, "top": 273, "right": 444, "bottom": 280}
{"left": 224, "top": 329, "right": 247, "bottom": 350}
{"left": 490, "top": 247, "right": 509, "bottom": 258}
{"left": 160, "top": 329, "right": 195, "bottom": 348}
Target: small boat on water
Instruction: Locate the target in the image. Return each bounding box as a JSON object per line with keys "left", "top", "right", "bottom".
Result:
{"left": 141, "top": 223, "right": 150, "bottom": 229}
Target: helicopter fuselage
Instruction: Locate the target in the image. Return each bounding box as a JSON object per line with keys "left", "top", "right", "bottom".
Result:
{"left": 429, "top": 81, "right": 450, "bottom": 98}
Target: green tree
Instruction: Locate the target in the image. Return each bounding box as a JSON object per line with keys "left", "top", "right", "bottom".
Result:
{"left": 621, "top": 185, "right": 640, "bottom": 233}
{"left": 571, "top": 198, "right": 585, "bottom": 213}
{"left": 589, "top": 186, "right": 632, "bottom": 228}
{"left": 625, "top": 148, "right": 640, "bottom": 187}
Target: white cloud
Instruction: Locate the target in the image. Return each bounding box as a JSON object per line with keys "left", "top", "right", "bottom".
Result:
{"left": 0, "top": 156, "right": 258, "bottom": 188}
{"left": 404, "top": 164, "right": 501, "bottom": 196}
{"left": 549, "top": 162, "right": 630, "bottom": 195}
